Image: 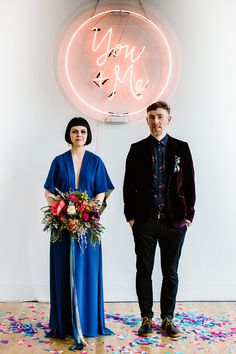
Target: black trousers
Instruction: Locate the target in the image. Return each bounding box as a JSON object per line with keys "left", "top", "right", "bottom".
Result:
{"left": 132, "top": 216, "right": 187, "bottom": 320}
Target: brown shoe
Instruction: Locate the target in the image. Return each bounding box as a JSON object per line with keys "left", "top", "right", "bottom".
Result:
{"left": 138, "top": 316, "right": 153, "bottom": 336}
{"left": 161, "top": 317, "right": 181, "bottom": 338}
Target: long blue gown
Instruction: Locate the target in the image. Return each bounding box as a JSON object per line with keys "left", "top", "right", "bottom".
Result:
{"left": 44, "top": 150, "right": 114, "bottom": 344}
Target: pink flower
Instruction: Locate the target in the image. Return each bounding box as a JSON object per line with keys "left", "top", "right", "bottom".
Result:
{"left": 68, "top": 195, "right": 78, "bottom": 202}
{"left": 82, "top": 212, "right": 90, "bottom": 221}
{"left": 51, "top": 199, "right": 66, "bottom": 216}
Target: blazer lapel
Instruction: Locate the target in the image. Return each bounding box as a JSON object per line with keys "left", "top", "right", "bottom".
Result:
{"left": 166, "top": 135, "right": 177, "bottom": 186}
{"left": 145, "top": 136, "right": 154, "bottom": 179}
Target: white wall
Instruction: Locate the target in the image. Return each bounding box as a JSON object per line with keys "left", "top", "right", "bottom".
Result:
{"left": 0, "top": 0, "right": 236, "bottom": 302}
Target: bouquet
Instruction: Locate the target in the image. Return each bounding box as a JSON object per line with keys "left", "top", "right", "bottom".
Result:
{"left": 41, "top": 188, "right": 104, "bottom": 248}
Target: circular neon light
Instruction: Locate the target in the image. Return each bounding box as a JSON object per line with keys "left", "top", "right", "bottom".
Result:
{"left": 59, "top": 9, "right": 174, "bottom": 120}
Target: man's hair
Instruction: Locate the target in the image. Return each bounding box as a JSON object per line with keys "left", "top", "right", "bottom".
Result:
{"left": 146, "top": 101, "right": 170, "bottom": 115}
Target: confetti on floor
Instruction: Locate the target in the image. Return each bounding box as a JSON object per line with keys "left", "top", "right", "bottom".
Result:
{"left": 0, "top": 302, "right": 236, "bottom": 353}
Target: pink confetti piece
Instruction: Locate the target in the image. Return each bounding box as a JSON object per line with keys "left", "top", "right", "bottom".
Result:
{"left": 17, "top": 340, "right": 25, "bottom": 344}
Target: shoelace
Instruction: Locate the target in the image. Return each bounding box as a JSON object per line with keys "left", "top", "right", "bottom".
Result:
{"left": 163, "top": 318, "right": 177, "bottom": 329}
{"left": 142, "top": 317, "right": 152, "bottom": 326}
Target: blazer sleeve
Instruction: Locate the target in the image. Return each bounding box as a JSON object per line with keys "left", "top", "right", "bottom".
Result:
{"left": 123, "top": 144, "right": 137, "bottom": 222}
{"left": 183, "top": 143, "right": 196, "bottom": 222}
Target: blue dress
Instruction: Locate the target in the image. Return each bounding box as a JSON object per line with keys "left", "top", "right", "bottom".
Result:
{"left": 44, "top": 150, "right": 114, "bottom": 344}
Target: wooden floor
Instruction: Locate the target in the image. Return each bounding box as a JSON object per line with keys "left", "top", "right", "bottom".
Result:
{"left": 0, "top": 302, "right": 236, "bottom": 353}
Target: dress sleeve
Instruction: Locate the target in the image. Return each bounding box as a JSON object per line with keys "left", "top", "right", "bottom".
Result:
{"left": 44, "top": 157, "right": 58, "bottom": 194}
{"left": 94, "top": 158, "right": 114, "bottom": 213}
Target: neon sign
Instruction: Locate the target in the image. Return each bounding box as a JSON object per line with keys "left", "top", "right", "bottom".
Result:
{"left": 58, "top": 9, "right": 175, "bottom": 121}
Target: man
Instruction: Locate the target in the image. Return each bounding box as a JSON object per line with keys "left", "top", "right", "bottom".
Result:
{"left": 123, "top": 101, "right": 195, "bottom": 338}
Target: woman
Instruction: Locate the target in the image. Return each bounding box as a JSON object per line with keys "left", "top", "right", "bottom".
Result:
{"left": 44, "top": 117, "right": 114, "bottom": 350}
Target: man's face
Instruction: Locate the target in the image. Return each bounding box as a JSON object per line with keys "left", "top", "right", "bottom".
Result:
{"left": 146, "top": 108, "right": 171, "bottom": 139}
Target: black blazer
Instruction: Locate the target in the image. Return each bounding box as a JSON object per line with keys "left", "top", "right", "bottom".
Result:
{"left": 123, "top": 135, "right": 196, "bottom": 228}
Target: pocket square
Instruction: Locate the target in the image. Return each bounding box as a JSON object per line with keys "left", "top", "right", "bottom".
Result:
{"left": 174, "top": 155, "right": 181, "bottom": 172}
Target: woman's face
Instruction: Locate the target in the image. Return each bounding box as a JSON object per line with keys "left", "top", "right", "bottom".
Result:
{"left": 69, "top": 125, "right": 88, "bottom": 147}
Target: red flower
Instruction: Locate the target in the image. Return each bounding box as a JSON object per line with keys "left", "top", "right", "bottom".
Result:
{"left": 51, "top": 199, "right": 66, "bottom": 216}
{"left": 59, "top": 213, "right": 66, "bottom": 221}
{"left": 78, "top": 203, "right": 86, "bottom": 212}
{"left": 92, "top": 212, "right": 100, "bottom": 221}
{"left": 82, "top": 212, "right": 90, "bottom": 221}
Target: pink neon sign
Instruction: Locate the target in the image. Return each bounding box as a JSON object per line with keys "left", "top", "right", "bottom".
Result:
{"left": 58, "top": 9, "right": 175, "bottom": 121}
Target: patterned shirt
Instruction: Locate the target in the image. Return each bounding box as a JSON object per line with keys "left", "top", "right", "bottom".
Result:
{"left": 150, "top": 134, "right": 168, "bottom": 209}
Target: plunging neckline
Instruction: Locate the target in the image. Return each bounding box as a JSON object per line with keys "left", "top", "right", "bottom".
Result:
{"left": 70, "top": 149, "right": 87, "bottom": 191}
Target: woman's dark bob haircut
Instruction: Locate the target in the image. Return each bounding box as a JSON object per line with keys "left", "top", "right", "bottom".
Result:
{"left": 65, "top": 117, "right": 92, "bottom": 145}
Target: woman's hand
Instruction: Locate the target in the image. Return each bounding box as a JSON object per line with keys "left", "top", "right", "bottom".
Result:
{"left": 44, "top": 189, "right": 59, "bottom": 206}
{"left": 128, "top": 219, "right": 135, "bottom": 228}
{"left": 95, "top": 192, "right": 105, "bottom": 205}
